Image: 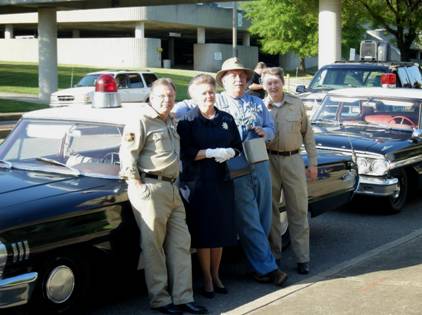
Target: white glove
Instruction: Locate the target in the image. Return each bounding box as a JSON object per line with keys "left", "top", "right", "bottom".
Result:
{"left": 214, "top": 148, "right": 236, "bottom": 163}
{"left": 205, "top": 148, "right": 225, "bottom": 159}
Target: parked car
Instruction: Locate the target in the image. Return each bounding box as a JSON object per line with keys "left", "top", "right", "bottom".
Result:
{"left": 312, "top": 87, "right": 422, "bottom": 213}
{"left": 49, "top": 70, "right": 158, "bottom": 107}
{"left": 296, "top": 62, "right": 422, "bottom": 114}
{"left": 0, "top": 94, "right": 357, "bottom": 313}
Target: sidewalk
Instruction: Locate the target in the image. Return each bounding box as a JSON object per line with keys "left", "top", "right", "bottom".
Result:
{"left": 226, "top": 229, "right": 422, "bottom": 315}
{"left": 0, "top": 92, "right": 43, "bottom": 104}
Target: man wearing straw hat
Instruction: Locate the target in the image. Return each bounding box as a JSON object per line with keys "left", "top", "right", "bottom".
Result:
{"left": 215, "top": 57, "right": 288, "bottom": 286}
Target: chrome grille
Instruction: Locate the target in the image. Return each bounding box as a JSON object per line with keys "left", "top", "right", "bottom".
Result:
{"left": 57, "top": 95, "right": 75, "bottom": 102}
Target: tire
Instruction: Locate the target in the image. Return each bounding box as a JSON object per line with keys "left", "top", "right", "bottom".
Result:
{"left": 32, "top": 251, "right": 90, "bottom": 314}
{"left": 383, "top": 169, "right": 408, "bottom": 214}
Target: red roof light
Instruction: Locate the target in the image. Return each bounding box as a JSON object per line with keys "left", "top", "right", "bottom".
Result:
{"left": 380, "top": 73, "right": 396, "bottom": 88}
{"left": 95, "top": 74, "right": 118, "bottom": 93}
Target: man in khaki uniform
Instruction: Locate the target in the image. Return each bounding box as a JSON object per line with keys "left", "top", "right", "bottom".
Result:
{"left": 261, "top": 68, "right": 317, "bottom": 275}
{"left": 119, "top": 78, "right": 207, "bottom": 315}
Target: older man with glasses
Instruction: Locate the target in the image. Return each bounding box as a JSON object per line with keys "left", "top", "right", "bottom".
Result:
{"left": 215, "top": 57, "right": 288, "bottom": 286}
{"left": 119, "top": 78, "right": 208, "bottom": 315}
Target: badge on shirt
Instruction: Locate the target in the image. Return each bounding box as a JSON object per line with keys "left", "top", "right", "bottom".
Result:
{"left": 124, "top": 133, "right": 135, "bottom": 142}
{"left": 222, "top": 122, "right": 228, "bottom": 130}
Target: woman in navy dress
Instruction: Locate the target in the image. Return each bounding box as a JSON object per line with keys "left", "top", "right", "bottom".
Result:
{"left": 177, "top": 74, "right": 242, "bottom": 298}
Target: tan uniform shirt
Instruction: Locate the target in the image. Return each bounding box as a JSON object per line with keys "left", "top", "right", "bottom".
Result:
{"left": 265, "top": 93, "right": 317, "bottom": 166}
{"left": 119, "top": 105, "right": 180, "bottom": 180}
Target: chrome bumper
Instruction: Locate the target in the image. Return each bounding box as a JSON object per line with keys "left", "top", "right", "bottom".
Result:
{"left": 355, "top": 176, "right": 399, "bottom": 196}
{"left": 0, "top": 272, "right": 38, "bottom": 309}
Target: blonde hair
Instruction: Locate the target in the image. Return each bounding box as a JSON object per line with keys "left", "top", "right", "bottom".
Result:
{"left": 262, "top": 67, "right": 285, "bottom": 85}
{"left": 188, "top": 74, "right": 216, "bottom": 98}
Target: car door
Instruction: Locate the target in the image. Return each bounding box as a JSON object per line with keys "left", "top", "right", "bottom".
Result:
{"left": 126, "top": 73, "right": 148, "bottom": 102}
{"left": 115, "top": 73, "right": 131, "bottom": 102}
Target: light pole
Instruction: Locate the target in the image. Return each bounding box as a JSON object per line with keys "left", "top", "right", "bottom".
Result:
{"left": 232, "top": 1, "right": 238, "bottom": 57}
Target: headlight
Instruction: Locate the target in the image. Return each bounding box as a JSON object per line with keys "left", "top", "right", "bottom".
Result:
{"left": 356, "top": 157, "right": 389, "bottom": 176}
{"left": 83, "top": 95, "right": 92, "bottom": 104}
{"left": 0, "top": 241, "right": 7, "bottom": 279}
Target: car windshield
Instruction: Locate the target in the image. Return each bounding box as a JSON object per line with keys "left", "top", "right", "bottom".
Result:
{"left": 0, "top": 119, "right": 123, "bottom": 178}
{"left": 75, "top": 74, "right": 103, "bottom": 87}
{"left": 313, "top": 95, "right": 421, "bottom": 130}
{"left": 309, "top": 68, "right": 387, "bottom": 91}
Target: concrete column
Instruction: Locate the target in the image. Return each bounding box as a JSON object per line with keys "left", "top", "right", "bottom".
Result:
{"left": 72, "top": 29, "right": 80, "bottom": 38}
{"left": 135, "top": 22, "right": 145, "bottom": 39}
{"left": 5, "top": 24, "right": 13, "bottom": 39}
{"left": 197, "top": 27, "right": 205, "bottom": 44}
{"left": 242, "top": 32, "right": 250, "bottom": 47}
{"left": 318, "top": 0, "right": 341, "bottom": 68}
{"left": 168, "top": 37, "right": 175, "bottom": 66}
{"left": 38, "top": 7, "right": 58, "bottom": 103}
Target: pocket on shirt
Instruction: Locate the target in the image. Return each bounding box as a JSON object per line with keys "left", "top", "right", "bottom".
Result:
{"left": 286, "top": 112, "right": 301, "bottom": 133}
{"left": 151, "top": 132, "right": 171, "bottom": 153}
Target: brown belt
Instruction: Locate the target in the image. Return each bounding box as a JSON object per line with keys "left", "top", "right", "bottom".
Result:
{"left": 143, "top": 173, "right": 176, "bottom": 183}
{"left": 268, "top": 149, "right": 299, "bottom": 156}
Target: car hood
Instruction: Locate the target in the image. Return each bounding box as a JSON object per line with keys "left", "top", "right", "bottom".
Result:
{"left": 313, "top": 124, "right": 414, "bottom": 155}
{"left": 0, "top": 169, "right": 125, "bottom": 231}
{"left": 52, "top": 86, "right": 94, "bottom": 96}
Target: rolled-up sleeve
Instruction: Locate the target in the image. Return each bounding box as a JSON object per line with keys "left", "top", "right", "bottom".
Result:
{"left": 300, "top": 104, "right": 318, "bottom": 166}
{"left": 119, "top": 118, "right": 145, "bottom": 180}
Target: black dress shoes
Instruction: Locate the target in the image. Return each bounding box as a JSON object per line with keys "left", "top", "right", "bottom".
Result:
{"left": 152, "top": 303, "right": 183, "bottom": 315}
{"left": 178, "top": 302, "right": 208, "bottom": 314}
{"left": 297, "top": 262, "right": 310, "bottom": 274}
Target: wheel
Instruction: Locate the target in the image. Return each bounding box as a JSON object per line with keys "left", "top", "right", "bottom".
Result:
{"left": 383, "top": 169, "right": 408, "bottom": 213}
{"left": 32, "top": 252, "right": 90, "bottom": 314}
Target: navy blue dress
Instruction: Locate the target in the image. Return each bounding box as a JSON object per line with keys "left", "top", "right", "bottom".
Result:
{"left": 177, "top": 106, "right": 242, "bottom": 248}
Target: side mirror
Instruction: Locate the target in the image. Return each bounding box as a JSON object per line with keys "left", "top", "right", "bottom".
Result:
{"left": 296, "top": 85, "right": 306, "bottom": 93}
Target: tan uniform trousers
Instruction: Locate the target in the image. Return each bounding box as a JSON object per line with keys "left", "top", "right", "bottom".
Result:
{"left": 127, "top": 177, "right": 193, "bottom": 308}
{"left": 269, "top": 153, "right": 310, "bottom": 263}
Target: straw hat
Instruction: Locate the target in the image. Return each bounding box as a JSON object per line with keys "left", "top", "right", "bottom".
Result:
{"left": 215, "top": 57, "right": 254, "bottom": 86}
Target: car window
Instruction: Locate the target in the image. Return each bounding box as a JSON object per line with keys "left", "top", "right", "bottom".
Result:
{"left": 143, "top": 73, "right": 158, "bottom": 87}
{"left": 115, "top": 74, "right": 129, "bottom": 89}
{"left": 0, "top": 120, "right": 123, "bottom": 176}
{"left": 405, "top": 66, "right": 422, "bottom": 88}
{"left": 127, "top": 74, "right": 144, "bottom": 88}
{"left": 75, "top": 74, "right": 102, "bottom": 87}
{"left": 397, "top": 68, "right": 412, "bottom": 88}
{"left": 315, "top": 95, "right": 420, "bottom": 129}
{"left": 309, "top": 68, "right": 387, "bottom": 90}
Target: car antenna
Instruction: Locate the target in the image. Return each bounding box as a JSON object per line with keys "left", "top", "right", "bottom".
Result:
{"left": 347, "top": 134, "right": 357, "bottom": 162}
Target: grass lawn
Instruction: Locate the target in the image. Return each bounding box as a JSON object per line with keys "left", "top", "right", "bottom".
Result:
{"left": 0, "top": 99, "right": 48, "bottom": 112}
{"left": 0, "top": 62, "right": 314, "bottom": 109}
{"left": 0, "top": 62, "right": 204, "bottom": 101}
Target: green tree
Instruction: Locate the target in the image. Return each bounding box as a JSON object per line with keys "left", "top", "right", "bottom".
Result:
{"left": 354, "top": 0, "right": 422, "bottom": 61}
{"left": 243, "top": 0, "right": 319, "bottom": 72}
{"left": 243, "top": 0, "right": 366, "bottom": 71}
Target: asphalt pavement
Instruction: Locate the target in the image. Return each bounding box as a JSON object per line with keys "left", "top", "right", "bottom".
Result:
{"left": 228, "top": 227, "right": 422, "bottom": 315}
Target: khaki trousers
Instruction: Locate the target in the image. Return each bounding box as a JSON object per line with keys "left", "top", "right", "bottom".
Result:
{"left": 128, "top": 178, "right": 193, "bottom": 308}
{"left": 269, "top": 154, "right": 310, "bottom": 263}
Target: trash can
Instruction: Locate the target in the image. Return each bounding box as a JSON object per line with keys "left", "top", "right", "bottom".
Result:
{"left": 163, "top": 59, "right": 171, "bottom": 69}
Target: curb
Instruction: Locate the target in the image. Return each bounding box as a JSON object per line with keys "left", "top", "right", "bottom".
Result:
{"left": 223, "top": 227, "right": 422, "bottom": 315}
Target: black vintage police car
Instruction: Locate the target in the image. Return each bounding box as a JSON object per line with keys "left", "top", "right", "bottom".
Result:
{"left": 0, "top": 100, "right": 357, "bottom": 313}
{"left": 312, "top": 87, "right": 422, "bottom": 213}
